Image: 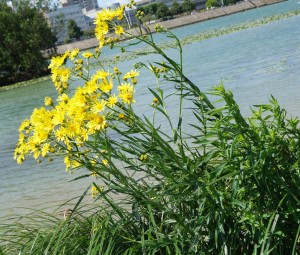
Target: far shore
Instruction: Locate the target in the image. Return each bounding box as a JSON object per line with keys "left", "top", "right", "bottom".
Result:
{"left": 57, "top": 0, "right": 286, "bottom": 54}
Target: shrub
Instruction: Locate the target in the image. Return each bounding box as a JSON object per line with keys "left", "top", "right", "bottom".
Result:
{"left": 206, "top": 0, "right": 220, "bottom": 9}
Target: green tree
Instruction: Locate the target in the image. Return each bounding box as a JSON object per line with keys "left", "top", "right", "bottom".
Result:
{"left": 181, "top": 0, "right": 196, "bottom": 12}
{"left": 205, "top": 0, "right": 220, "bottom": 8}
{"left": 67, "top": 19, "right": 83, "bottom": 41}
{"left": 0, "top": 1, "right": 56, "bottom": 86}
{"left": 224, "top": 0, "right": 237, "bottom": 5}
{"left": 155, "top": 3, "right": 169, "bottom": 19}
{"left": 137, "top": 3, "right": 158, "bottom": 15}
{"left": 170, "top": 1, "right": 182, "bottom": 15}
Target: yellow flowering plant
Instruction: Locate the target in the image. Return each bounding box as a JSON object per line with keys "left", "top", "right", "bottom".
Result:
{"left": 12, "top": 3, "right": 300, "bottom": 254}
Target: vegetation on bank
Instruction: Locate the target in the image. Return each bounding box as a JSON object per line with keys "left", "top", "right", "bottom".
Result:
{"left": 137, "top": 0, "right": 197, "bottom": 21}
{"left": 1, "top": 3, "right": 300, "bottom": 254}
{"left": 0, "top": 0, "right": 56, "bottom": 87}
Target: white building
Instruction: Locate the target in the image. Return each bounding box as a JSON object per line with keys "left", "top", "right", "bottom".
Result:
{"left": 46, "top": 4, "right": 88, "bottom": 44}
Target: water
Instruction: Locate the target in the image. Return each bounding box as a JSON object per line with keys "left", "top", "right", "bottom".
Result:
{"left": 0, "top": 0, "right": 299, "bottom": 219}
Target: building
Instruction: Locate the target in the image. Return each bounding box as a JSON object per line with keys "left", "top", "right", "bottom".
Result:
{"left": 125, "top": 9, "right": 138, "bottom": 27}
{"left": 46, "top": 4, "right": 88, "bottom": 44}
{"left": 110, "top": 2, "right": 121, "bottom": 10}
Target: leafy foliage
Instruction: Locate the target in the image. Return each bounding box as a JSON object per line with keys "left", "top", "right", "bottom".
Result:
{"left": 170, "top": 1, "right": 182, "bottom": 15}
{"left": 0, "top": 1, "right": 56, "bottom": 86}
{"left": 206, "top": 0, "right": 221, "bottom": 9}
{"left": 67, "top": 19, "right": 83, "bottom": 41}
{"left": 181, "top": 0, "right": 196, "bottom": 12}
{"left": 138, "top": 0, "right": 197, "bottom": 20}
{"left": 156, "top": 2, "right": 170, "bottom": 19}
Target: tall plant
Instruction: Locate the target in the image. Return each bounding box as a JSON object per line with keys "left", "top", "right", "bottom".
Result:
{"left": 10, "top": 2, "right": 300, "bottom": 254}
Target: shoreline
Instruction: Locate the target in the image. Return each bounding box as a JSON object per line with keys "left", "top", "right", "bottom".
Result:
{"left": 56, "top": 0, "right": 287, "bottom": 54}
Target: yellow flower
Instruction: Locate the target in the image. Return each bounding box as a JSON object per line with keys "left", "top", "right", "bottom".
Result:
{"left": 65, "top": 121, "right": 81, "bottom": 138}
{"left": 91, "top": 99, "right": 106, "bottom": 113}
{"left": 95, "top": 70, "right": 111, "bottom": 80}
{"left": 51, "top": 67, "right": 71, "bottom": 92}
{"left": 114, "top": 6, "right": 125, "bottom": 20}
{"left": 102, "top": 159, "right": 108, "bottom": 166}
{"left": 82, "top": 51, "right": 94, "bottom": 59}
{"left": 107, "top": 95, "right": 118, "bottom": 108}
{"left": 87, "top": 114, "right": 107, "bottom": 132}
{"left": 152, "top": 97, "right": 160, "bottom": 105}
{"left": 48, "top": 55, "right": 66, "bottom": 70}
{"left": 113, "top": 67, "right": 120, "bottom": 74}
{"left": 57, "top": 93, "right": 70, "bottom": 104}
{"left": 44, "top": 96, "right": 53, "bottom": 106}
{"left": 52, "top": 107, "right": 65, "bottom": 126}
{"left": 117, "top": 83, "right": 134, "bottom": 94}
{"left": 32, "top": 129, "right": 49, "bottom": 145}
{"left": 55, "top": 127, "right": 68, "bottom": 142}
{"left": 41, "top": 143, "right": 51, "bottom": 157}
{"left": 83, "top": 78, "right": 98, "bottom": 94}
{"left": 123, "top": 69, "right": 139, "bottom": 80}
{"left": 91, "top": 186, "right": 98, "bottom": 198}
{"left": 154, "top": 24, "right": 165, "bottom": 32}
{"left": 119, "top": 91, "right": 135, "bottom": 105}
{"left": 69, "top": 48, "right": 80, "bottom": 60}
{"left": 95, "top": 9, "right": 115, "bottom": 22}
{"left": 64, "top": 156, "right": 71, "bottom": 171}
{"left": 19, "top": 119, "right": 31, "bottom": 132}
{"left": 140, "top": 154, "right": 148, "bottom": 161}
{"left": 115, "top": 25, "right": 124, "bottom": 35}
{"left": 99, "top": 79, "right": 113, "bottom": 93}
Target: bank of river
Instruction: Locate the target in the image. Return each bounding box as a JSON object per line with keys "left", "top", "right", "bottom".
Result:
{"left": 56, "top": 0, "right": 286, "bottom": 54}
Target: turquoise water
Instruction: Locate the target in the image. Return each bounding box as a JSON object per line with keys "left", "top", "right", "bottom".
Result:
{"left": 0, "top": 0, "right": 299, "bottom": 219}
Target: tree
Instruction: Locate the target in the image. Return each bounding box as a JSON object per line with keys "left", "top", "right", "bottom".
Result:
{"left": 137, "top": 3, "right": 158, "bottom": 16}
{"left": 170, "top": 1, "right": 182, "bottom": 15}
{"left": 205, "top": 0, "right": 220, "bottom": 8}
{"left": 155, "top": 3, "right": 169, "bottom": 19}
{"left": 67, "top": 19, "right": 83, "bottom": 41}
{"left": 0, "top": 1, "right": 56, "bottom": 86}
{"left": 181, "top": 0, "right": 196, "bottom": 12}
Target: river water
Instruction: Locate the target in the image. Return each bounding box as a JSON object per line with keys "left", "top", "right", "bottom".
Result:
{"left": 0, "top": 0, "right": 299, "bottom": 219}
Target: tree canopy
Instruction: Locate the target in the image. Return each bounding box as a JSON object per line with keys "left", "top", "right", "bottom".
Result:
{"left": 0, "top": 1, "right": 56, "bottom": 86}
{"left": 137, "top": 0, "right": 197, "bottom": 20}
{"left": 67, "top": 19, "right": 83, "bottom": 41}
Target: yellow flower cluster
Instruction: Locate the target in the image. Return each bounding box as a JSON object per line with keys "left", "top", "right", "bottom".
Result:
{"left": 94, "top": 6, "right": 125, "bottom": 48}
{"left": 91, "top": 185, "right": 104, "bottom": 199}
{"left": 14, "top": 6, "right": 143, "bottom": 174}
{"left": 15, "top": 55, "right": 139, "bottom": 170}
{"left": 49, "top": 52, "right": 71, "bottom": 94}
